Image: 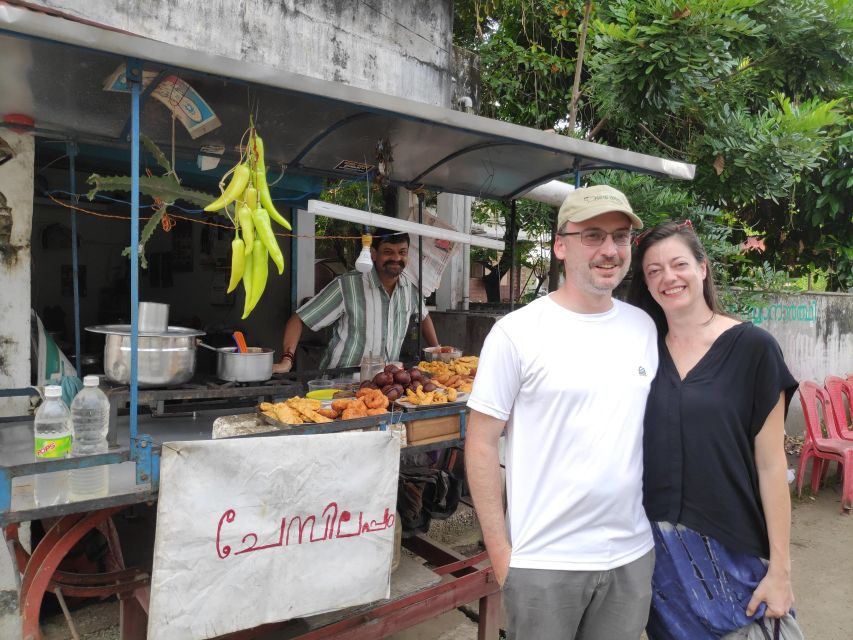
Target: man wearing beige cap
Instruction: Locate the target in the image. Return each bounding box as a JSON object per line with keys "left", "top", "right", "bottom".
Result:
{"left": 466, "top": 185, "right": 658, "bottom": 639}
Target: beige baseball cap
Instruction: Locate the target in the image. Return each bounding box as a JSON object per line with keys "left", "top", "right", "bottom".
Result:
{"left": 557, "top": 185, "right": 643, "bottom": 230}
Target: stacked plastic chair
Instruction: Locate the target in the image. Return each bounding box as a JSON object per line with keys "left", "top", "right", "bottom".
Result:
{"left": 796, "top": 381, "right": 853, "bottom": 514}
{"left": 825, "top": 375, "right": 853, "bottom": 441}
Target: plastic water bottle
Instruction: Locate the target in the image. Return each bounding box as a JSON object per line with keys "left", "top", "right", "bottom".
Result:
{"left": 70, "top": 375, "right": 110, "bottom": 500}
{"left": 33, "top": 385, "right": 72, "bottom": 506}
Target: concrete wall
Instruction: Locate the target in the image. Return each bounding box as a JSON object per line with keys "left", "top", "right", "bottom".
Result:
{"left": 0, "top": 129, "right": 33, "bottom": 640}
{"left": 26, "top": 0, "right": 455, "bottom": 107}
{"left": 740, "top": 292, "right": 853, "bottom": 433}
{"left": 0, "top": 131, "right": 34, "bottom": 418}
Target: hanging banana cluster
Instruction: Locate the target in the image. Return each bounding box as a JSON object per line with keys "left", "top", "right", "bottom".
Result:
{"left": 204, "top": 130, "right": 292, "bottom": 319}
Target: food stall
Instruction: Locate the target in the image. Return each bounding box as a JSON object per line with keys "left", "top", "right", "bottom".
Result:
{"left": 0, "top": 4, "right": 695, "bottom": 639}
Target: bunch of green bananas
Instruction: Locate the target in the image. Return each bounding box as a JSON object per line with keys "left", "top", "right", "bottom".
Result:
{"left": 204, "top": 130, "right": 292, "bottom": 319}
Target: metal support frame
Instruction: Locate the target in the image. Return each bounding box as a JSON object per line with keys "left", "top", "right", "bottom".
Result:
{"left": 416, "top": 192, "right": 424, "bottom": 358}
{"left": 118, "top": 69, "right": 170, "bottom": 142}
{"left": 509, "top": 200, "right": 517, "bottom": 311}
{"left": 7, "top": 509, "right": 151, "bottom": 640}
{"left": 19, "top": 507, "right": 125, "bottom": 640}
{"left": 152, "top": 534, "right": 499, "bottom": 640}
{"left": 132, "top": 433, "right": 159, "bottom": 489}
{"left": 126, "top": 58, "right": 143, "bottom": 481}
{"left": 67, "top": 141, "right": 81, "bottom": 378}
{"left": 289, "top": 112, "right": 377, "bottom": 166}
{"left": 290, "top": 205, "right": 299, "bottom": 317}
{"left": 407, "top": 141, "right": 514, "bottom": 187}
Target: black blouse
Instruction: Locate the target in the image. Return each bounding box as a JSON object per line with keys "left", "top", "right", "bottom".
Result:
{"left": 643, "top": 322, "right": 798, "bottom": 559}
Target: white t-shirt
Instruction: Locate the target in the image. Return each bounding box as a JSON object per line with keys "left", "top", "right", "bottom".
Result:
{"left": 467, "top": 295, "right": 658, "bottom": 571}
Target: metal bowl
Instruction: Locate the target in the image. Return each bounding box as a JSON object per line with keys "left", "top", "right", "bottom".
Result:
{"left": 216, "top": 347, "right": 274, "bottom": 382}
{"left": 86, "top": 325, "right": 205, "bottom": 387}
{"left": 422, "top": 346, "right": 463, "bottom": 363}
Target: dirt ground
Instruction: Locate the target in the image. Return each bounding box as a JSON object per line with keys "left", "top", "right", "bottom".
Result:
{"left": 41, "top": 481, "right": 852, "bottom": 640}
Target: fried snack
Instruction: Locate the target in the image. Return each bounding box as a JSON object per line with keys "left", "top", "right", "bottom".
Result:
{"left": 273, "top": 404, "right": 304, "bottom": 424}
{"left": 342, "top": 399, "right": 369, "bottom": 420}
{"left": 259, "top": 402, "right": 275, "bottom": 412}
{"left": 262, "top": 410, "right": 278, "bottom": 420}
{"left": 316, "top": 407, "right": 340, "bottom": 420}
{"left": 293, "top": 405, "right": 333, "bottom": 423}
{"left": 366, "top": 407, "right": 388, "bottom": 416}
{"left": 446, "top": 387, "right": 458, "bottom": 402}
{"left": 358, "top": 387, "right": 389, "bottom": 409}
{"left": 404, "top": 386, "right": 449, "bottom": 405}
{"left": 331, "top": 398, "right": 352, "bottom": 413}
{"left": 286, "top": 397, "right": 322, "bottom": 412}
{"left": 418, "top": 356, "right": 479, "bottom": 378}
{"left": 284, "top": 397, "right": 332, "bottom": 423}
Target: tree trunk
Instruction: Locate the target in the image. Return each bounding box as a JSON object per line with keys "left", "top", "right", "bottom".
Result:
{"left": 482, "top": 209, "right": 520, "bottom": 302}
{"left": 568, "top": 0, "right": 593, "bottom": 133}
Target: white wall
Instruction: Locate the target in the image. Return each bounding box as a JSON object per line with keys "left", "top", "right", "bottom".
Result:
{"left": 0, "top": 131, "right": 33, "bottom": 417}
{"left": 26, "top": 0, "right": 454, "bottom": 107}
{"left": 0, "top": 129, "right": 33, "bottom": 640}
{"left": 740, "top": 292, "right": 853, "bottom": 434}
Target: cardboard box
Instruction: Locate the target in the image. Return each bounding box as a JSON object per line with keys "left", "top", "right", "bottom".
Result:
{"left": 406, "top": 414, "right": 461, "bottom": 445}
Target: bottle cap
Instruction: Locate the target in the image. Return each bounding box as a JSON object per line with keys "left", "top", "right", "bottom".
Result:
{"left": 44, "top": 385, "right": 62, "bottom": 398}
{"left": 83, "top": 375, "right": 101, "bottom": 387}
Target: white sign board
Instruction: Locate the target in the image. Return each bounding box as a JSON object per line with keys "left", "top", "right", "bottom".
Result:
{"left": 147, "top": 431, "right": 400, "bottom": 640}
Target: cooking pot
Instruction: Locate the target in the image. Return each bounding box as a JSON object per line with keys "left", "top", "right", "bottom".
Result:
{"left": 86, "top": 325, "right": 205, "bottom": 387}
{"left": 215, "top": 346, "right": 274, "bottom": 382}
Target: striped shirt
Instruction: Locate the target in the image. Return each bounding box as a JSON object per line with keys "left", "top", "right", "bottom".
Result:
{"left": 296, "top": 268, "right": 428, "bottom": 369}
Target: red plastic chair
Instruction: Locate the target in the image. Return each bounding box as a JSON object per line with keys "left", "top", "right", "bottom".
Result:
{"left": 825, "top": 376, "right": 853, "bottom": 441}
{"left": 796, "top": 381, "right": 853, "bottom": 513}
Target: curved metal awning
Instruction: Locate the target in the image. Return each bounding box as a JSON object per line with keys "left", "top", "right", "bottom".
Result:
{"left": 0, "top": 3, "right": 694, "bottom": 200}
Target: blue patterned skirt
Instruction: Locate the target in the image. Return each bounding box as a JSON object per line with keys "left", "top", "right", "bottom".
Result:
{"left": 646, "top": 521, "right": 795, "bottom": 640}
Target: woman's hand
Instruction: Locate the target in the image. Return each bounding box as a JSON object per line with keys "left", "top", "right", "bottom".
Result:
{"left": 746, "top": 568, "right": 794, "bottom": 618}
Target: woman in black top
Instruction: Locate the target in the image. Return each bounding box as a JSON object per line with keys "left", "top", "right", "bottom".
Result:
{"left": 627, "top": 221, "right": 801, "bottom": 639}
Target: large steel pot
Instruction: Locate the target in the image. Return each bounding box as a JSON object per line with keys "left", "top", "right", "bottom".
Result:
{"left": 216, "top": 347, "right": 274, "bottom": 382}
{"left": 86, "top": 325, "right": 205, "bottom": 387}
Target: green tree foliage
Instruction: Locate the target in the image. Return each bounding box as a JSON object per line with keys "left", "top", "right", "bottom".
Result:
{"left": 454, "top": 0, "right": 853, "bottom": 291}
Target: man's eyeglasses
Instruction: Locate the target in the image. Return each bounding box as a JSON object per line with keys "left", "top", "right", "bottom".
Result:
{"left": 557, "top": 229, "right": 633, "bottom": 247}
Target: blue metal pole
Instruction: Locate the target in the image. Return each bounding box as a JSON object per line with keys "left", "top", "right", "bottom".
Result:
{"left": 67, "top": 141, "right": 81, "bottom": 378}
{"left": 128, "top": 60, "right": 141, "bottom": 446}
{"left": 509, "top": 199, "right": 517, "bottom": 311}
{"left": 290, "top": 206, "right": 297, "bottom": 317}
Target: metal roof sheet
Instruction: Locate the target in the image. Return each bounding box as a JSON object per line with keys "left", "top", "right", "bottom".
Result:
{"left": 0, "top": 4, "right": 694, "bottom": 200}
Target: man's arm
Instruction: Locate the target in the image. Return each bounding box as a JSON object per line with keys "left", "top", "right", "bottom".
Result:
{"left": 420, "top": 315, "right": 440, "bottom": 348}
{"left": 465, "top": 409, "right": 511, "bottom": 585}
{"left": 272, "top": 313, "right": 305, "bottom": 373}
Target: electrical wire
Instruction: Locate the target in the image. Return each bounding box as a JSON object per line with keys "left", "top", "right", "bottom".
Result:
{"left": 44, "top": 192, "right": 379, "bottom": 241}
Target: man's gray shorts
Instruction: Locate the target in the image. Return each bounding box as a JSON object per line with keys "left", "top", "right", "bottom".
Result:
{"left": 502, "top": 549, "right": 654, "bottom": 640}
